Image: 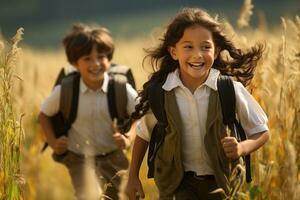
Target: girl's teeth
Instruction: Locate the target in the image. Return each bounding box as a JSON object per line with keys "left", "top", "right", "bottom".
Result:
{"left": 189, "top": 63, "right": 204, "bottom": 68}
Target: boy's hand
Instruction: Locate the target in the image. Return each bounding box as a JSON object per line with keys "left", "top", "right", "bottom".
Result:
{"left": 113, "top": 132, "right": 130, "bottom": 150}
{"left": 125, "top": 176, "right": 145, "bottom": 200}
{"left": 221, "top": 136, "right": 244, "bottom": 159}
{"left": 53, "top": 136, "right": 68, "bottom": 155}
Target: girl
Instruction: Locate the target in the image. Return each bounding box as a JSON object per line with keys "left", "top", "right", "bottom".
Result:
{"left": 126, "top": 7, "right": 269, "bottom": 200}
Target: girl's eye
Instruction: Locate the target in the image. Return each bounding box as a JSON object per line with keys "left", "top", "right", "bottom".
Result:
{"left": 202, "top": 46, "right": 211, "bottom": 50}
{"left": 183, "top": 45, "right": 192, "bottom": 49}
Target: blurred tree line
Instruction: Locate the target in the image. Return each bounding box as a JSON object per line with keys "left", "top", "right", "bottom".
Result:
{"left": 0, "top": 0, "right": 299, "bottom": 48}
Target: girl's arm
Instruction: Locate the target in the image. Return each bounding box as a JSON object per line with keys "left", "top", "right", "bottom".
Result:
{"left": 125, "top": 135, "right": 149, "bottom": 200}
{"left": 222, "top": 131, "right": 269, "bottom": 159}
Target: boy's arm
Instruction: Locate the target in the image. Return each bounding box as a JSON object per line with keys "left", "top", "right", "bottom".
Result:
{"left": 222, "top": 130, "right": 269, "bottom": 159}
{"left": 113, "top": 120, "right": 137, "bottom": 150}
{"left": 125, "top": 135, "right": 148, "bottom": 199}
{"left": 39, "top": 112, "right": 68, "bottom": 154}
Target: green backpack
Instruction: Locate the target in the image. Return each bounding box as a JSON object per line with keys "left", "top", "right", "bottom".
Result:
{"left": 41, "top": 64, "right": 136, "bottom": 152}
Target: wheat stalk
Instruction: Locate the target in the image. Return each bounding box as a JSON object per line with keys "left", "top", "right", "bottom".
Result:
{"left": 237, "top": 0, "right": 254, "bottom": 28}
{"left": 0, "top": 28, "right": 25, "bottom": 200}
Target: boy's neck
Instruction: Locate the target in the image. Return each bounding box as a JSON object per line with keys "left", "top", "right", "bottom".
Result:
{"left": 82, "top": 79, "right": 104, "bottom": 91}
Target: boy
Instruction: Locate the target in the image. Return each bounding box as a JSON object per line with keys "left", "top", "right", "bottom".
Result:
{"left": 39, "top": 24, "right": 138, "bottom": 200}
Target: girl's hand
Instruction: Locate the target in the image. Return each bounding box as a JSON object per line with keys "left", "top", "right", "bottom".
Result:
{"left": 221, "top": 136, "right": 244, "bottom": 159}
{"left": 113, "top": 132, "right": 130, "bottom": 150}
{"left": 53, "top": 136, "right": 68, "bottom": 155}
{"left": 125, "top": 176, "right": 145, "bottom": 200}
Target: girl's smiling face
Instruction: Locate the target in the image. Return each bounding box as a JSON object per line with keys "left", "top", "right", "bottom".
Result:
{"left": 169, "top": 25, "right": 219, "bottom": 91}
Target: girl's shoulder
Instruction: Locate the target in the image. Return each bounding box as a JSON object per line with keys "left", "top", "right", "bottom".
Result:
{"left": 225, "top": 79, "right": 255, "bottom": 102}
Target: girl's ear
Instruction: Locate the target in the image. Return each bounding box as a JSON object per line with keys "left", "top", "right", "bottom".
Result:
{"left": 214, "top": 47, "right": 221, "bottom": 59}
{"left": 168, "top": 46, "right": 178, "bottom": 60}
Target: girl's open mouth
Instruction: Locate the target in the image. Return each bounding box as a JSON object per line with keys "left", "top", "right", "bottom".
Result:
{"left": 188, "top": 62, "right": 205, "bottom": 69}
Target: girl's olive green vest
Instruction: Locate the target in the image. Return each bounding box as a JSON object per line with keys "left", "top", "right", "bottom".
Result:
{"left": 153, "top": 89, "right": 243, "bottom": 198}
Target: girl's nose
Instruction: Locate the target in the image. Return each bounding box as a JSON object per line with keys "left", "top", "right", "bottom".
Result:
{"left": 193, "top": 50, "right": 203, "bottom": 59}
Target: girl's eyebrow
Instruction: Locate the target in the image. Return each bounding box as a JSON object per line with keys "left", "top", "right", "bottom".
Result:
{"left": 180, "top": 41, "right": 192, "bottom": 44}
{"left": 202, "top": 40, "right": 213, "bottom": 44}
{"left": 180, "top": 39, "right": 213, "bottom": 43}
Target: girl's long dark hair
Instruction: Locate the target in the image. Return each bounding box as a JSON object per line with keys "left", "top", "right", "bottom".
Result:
{"left": 131, "top": 7, "right": 264, "bottom": 121}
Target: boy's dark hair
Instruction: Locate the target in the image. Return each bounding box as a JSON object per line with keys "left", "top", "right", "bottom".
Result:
{"left": 63, "top": 23, "right": 114, "bottom": 64}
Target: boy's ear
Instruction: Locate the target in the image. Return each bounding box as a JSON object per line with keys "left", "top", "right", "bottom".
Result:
{"left": 214, "top": 47, "right": 221, "bottom": 59}
{"left": 168, "top": 46, "right": 178, "bottom": 60}
{"left": 71, "top": 62, "right": 79, "bottom": 68}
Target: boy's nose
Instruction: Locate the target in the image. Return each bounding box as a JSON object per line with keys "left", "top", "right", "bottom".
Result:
{"left": 94, "top": 60, "right": 101, "bottom": 67}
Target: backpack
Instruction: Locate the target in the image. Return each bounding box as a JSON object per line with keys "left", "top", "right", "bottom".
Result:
{"left": 41, "top": 64, "right": 136, "bottom": 152}
{"left": 147, "top": 75, "right": 252, "bottom": 183}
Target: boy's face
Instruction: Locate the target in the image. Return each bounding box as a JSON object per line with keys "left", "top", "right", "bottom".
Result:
{"left": 73, "top": 45, "right": 110, "bottom": 90}
{"left": 169, "top": 25, "right": 219, "bottom": 88}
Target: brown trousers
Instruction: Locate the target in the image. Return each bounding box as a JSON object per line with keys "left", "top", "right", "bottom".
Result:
{"left": 59, "top": 150, "right": 128, "bottom": 200}
{"left": 173, "top": 172, "right": 225, "bottom": 200}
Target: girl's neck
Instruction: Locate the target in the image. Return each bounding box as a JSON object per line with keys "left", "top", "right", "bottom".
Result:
{"left": 179, "top": 72, "right": 209, "bottom": 94}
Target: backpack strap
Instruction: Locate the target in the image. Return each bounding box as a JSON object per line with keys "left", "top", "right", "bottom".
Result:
{"left": 60, "top": 72, "right": 80, "bottom": 126}
{"left": 53, "top": 68, "right": 66, "bottom": 87}
{"left": 107, "top": 74, "right": 130, "bottom": 134}
{"left": 147, "top": 82, "right": 168, "bottom": 178}
{"left": 109, "top": 64, "right": 136, "bottom": 89}
{"left": 217, "top": 75, "right": 252, "bottom": 183}
{"left": 41, "top": 71, "right": 80, "bottom": 152}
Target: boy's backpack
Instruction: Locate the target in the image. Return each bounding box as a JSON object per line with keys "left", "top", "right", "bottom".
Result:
{"left": 147, "top": 75, "right": 252, "bottom": 183}
{"left": 41, "top": 64, "right": 136, "bottom": 152}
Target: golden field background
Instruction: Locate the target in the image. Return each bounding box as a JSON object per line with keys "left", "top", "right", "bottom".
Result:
{"left": 1, "top": 6, "right": 300, "bottom": 200}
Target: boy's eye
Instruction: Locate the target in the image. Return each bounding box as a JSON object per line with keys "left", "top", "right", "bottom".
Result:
{"left": 83, "top": 57, "right": 91, "bottom": 61}
{"left": 98, "top": 55, "right": 106, "bottom": 59}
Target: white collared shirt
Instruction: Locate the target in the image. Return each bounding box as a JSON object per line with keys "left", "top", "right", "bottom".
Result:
{"left": 41, "top": 72, "right": 138, "bottom": 156}
{"left": 137, "top": 68, "right": 268, "bottom": 175}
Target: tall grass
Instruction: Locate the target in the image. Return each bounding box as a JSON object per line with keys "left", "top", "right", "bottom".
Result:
{"left": 3, "top": 2, "right": 299, "bottom": 200}
{"left": 0, "top": 28, "right": 25, "bottom": 200}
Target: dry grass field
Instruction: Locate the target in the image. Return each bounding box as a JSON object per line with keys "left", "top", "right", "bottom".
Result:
{"left": 1, "top": 2, "right": 299, "bottom": 199}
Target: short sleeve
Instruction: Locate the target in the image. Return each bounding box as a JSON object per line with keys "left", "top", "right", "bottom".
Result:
{"left": 233, "top": 81, "right": 269, "bottom": 136}
{"left": 136, "top": 111, "right": 157, "bottom": 142}
{"left": 40, "top": 85, "right": 61, "bottom": 116}
{"left": 125, "top": 83, "right": 138, "bottom": 115}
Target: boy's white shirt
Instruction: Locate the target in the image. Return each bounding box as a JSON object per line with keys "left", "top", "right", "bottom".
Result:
{"left": 137, "top": 68, "right": 269, "bottom": 176}
{"left": 41, "top": 72, "right": 138, "bottom": 156}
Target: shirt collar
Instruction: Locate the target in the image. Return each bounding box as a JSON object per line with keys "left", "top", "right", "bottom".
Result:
{"left": 79, "top": 72, "right": 109, "bottom": 93}
{"left": 162, "top": 68, "right": 220, "bottom": 91}
{"left": 205, "top": 68, "right": 220, "bottom": 91}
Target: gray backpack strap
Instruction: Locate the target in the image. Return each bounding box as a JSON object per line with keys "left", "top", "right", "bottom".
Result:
{"left": 107, "top": 74, "right": 130, "bottom": 133}
{"left": 114, "top": 74, "right": 128, "bottom": 119}
{"left": 109, "top": 64, "right": 130, "bottom": 74}
{"left": 60, "top": 72, "right": 80, "bottom": 125}
{"left": 109, "top": 64, "right": 136, "bottom": 89}
{"left": 41, "top": 72, "right": 80, "bottom": 153}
